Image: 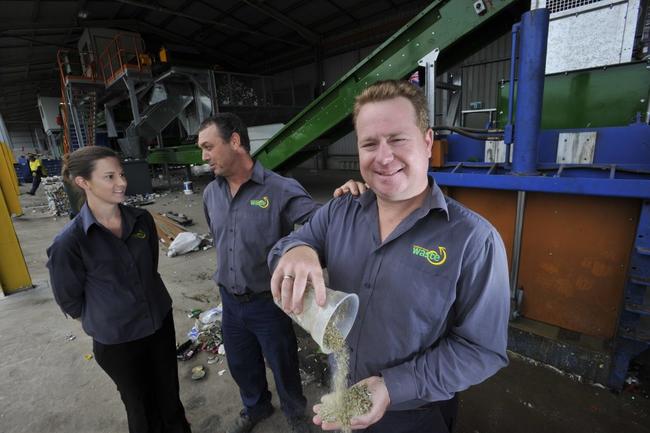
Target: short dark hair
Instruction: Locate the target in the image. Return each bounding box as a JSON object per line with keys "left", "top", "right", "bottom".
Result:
{"left": 198, "top": 113, "right": 250, "bottom": 152}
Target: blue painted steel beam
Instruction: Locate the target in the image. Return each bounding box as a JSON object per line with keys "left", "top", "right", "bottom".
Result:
{"left": 431, "top": 172, "right": 650, "bottom": 199}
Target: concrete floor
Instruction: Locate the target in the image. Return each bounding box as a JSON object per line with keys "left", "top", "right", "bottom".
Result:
{"left": 1, "top": 170, "right": 649, "bottom": 433}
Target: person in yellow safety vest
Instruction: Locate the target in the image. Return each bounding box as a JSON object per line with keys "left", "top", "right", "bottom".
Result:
{"left": 27, "top": 153, "right": 46, "bottom": 195}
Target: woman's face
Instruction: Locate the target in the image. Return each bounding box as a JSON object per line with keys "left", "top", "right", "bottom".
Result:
{"left": 76, "top": 157, "right": 127, "bottom": 205}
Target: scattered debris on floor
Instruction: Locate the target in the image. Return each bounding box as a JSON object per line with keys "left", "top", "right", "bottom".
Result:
{"left": 163, "top": 211, "right": 193, "bottom": 226}
{"left": 83, "top": 353, "right": 93, "bottom": 361}
{"left": 123, "top": 193, "right": 158, "bottom": 207}
{"left": 187, "top": 309, "right": 203, "bottom": 319}
{"left": 191, "top": 365, "right": 206, "bottom": 380}
{"left": 178, "top": 305, "right": 225, "bottom": 368}
{"left": 152, "top": 212, "right": 212, "bottom": 255}
{"left": 42, "top": 177, "right": 70, "bottom": 216}
{"left": 65, "top": 334, "right": 76, "bottom": 342}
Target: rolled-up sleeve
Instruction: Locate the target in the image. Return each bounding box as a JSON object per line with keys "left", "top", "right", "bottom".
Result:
{"left": 46, "top": 236, "right": 86, "bottom": 319}
{"left": 381, "top": 229, "right": 510, "bottom": 407}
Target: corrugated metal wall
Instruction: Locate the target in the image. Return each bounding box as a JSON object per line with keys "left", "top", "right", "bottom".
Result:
{"left": 459, "top": 32, "right": 511, "bottom": 127}
{"left": 281, "top": 31, "right": 513, "bottom": 169}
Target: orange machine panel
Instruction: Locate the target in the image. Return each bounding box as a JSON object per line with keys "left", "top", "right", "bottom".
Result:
{"left": 447, "top": 187, "right": 517, "bottom": 267}
{"left": 518, "top": 193, "right": 639, "bottom": 338}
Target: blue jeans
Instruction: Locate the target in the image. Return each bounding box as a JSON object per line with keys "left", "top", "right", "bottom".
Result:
{"left": 220, "top": 287, "right": 306, "bottom": 420}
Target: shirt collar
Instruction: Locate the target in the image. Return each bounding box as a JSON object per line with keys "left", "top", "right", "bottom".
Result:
{"left": 79, "top": 202, "right": 138, "bottom": 237}
{"left": 79, "top": 202, "right": 97, "bottom": 234}
{"left": 250, "top": 160, "right": 265, "bottom": 184}
{"left": 358, "top": 175, "right": 449, "bottom": 220}
{"left": 215, "top": 159, "right": 265, "bottom": 187}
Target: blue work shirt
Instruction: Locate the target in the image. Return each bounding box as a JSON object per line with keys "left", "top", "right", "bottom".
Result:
{"left": 47, "top": 203, "right": 172, "bottom": 345}
{"left": 203, "top": 160, "right": 320, "bottom": 295}
{"left": 269, "top": 178, "right": 510, "bottom": 410}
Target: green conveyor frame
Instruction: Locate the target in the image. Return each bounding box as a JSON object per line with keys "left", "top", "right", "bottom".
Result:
{"left": 148, "top": 0, "right": 523, "bottom": 168}
{"left": 253, "top": 0, "right": 522, "bottom": 170}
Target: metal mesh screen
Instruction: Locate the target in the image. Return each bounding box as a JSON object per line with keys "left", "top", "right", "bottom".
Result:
{"left": 545, "top": 0, "right": 605, "bottom": 14}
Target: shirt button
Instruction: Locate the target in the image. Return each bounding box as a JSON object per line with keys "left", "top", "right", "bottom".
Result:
{"left": 229, "top": 229, "right": 233, "bottom": 233}
{"left": 229, "top": 248, "right": 233, "bottom": 252}
{"left": 364, "top": 283, "right": 370, "bottom": 288}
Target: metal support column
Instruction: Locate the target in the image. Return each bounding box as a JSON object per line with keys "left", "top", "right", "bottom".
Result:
{"left": 124, "top": 77, "right": 141, "bottom": 124}
{"left": 0, "top": 141, "right": 31, "bottom": 294}
{"left": 419, "top": 48, "right": 440, "bottom": 127}
{"left": 510, "top": 190, "right": 526, "bottom": 318}
{"left": 511, "top": 8, "right": 549, "bottom": 175}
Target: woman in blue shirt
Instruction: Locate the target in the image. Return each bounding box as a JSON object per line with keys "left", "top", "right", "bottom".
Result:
{"left": 47, "top": 146, "right": 191, "bottom": 433}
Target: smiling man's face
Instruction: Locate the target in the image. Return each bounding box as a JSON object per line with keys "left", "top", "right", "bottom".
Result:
{"left": 356, "top": 96, "right": 432, "bottom": 203}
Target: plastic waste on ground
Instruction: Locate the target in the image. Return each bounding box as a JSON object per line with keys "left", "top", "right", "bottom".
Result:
{"left": 167, "top": 232, "right": 201, "bottom": 257}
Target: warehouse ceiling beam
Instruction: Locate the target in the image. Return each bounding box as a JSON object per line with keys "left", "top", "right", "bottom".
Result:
{"left": 207, "top": 0, "right": 310, "bottom": 57}
{"left": 31, "top": 0, "right": 41, "bottom": 21}
{"left": 188, "top": 0, "right": 269, "bottom": 54}
{"left": 135, "top": 22, "right": 248, "bottom": 70}
{"left": 0, "top": 19, "right": 138, "bottom": 33}
{"left": 240, "top": 0, "right": 320, "bottom": 45}
{"left": 0, "top": 34, "right": 70, "bottom": 48}
{"left": 324, "top": 0, "right": 359, "bottom": 24}
{"left": 158, "top": 0, "right": 195, "bottom": 28}
{"left": 113, "top": 0, "right": 308, "bottom": 48}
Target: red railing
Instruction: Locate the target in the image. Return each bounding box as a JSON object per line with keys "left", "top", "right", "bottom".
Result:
{"left": 99, "top": 33, "right": 150, "bottom": 85}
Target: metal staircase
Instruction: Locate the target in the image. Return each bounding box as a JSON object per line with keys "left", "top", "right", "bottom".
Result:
{"left": 57, "top": 49, "right": 102, "bottom": 154}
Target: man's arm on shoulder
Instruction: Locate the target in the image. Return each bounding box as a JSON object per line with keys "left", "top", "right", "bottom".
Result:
{"left": 283, "top": 178, "right": 321, "bottom": 226}
{"left": 381, "top": 229, "right": 510, "bottom": 407}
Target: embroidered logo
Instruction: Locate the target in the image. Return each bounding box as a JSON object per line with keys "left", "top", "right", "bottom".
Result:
{"left": 134, "top": 229, "right": 147, "bottom": 239}
{"left": 412, "top": 244, "right": 447, "bottom": 266}
{"left": 250, "top": 196, "right": 270, "bottom": 209}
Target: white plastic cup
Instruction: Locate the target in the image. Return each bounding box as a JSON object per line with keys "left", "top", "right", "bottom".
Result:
{"left": 276, "top": 287, "right": 359, "bottom": 354}
{"left": 183, "top": 180, "right": 193, "bottom": 195}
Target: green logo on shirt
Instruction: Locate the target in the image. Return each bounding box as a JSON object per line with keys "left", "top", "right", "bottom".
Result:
{"left": 250, "top": 196, "right": 270, "bottom": 209}
{"left": 412, "top": 244, "right": 447, "bottom": 266}
{"left": 134, "top": 229, "right": 147, "bottom": 239}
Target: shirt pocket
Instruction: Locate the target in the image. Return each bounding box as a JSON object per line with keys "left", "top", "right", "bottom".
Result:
{"left": 379, "top": 256, "right": 455, "bottom": 340}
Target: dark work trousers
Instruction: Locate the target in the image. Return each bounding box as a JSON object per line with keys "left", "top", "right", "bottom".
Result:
{"left": 220, "top": 287, "right": 307, "bottom": 420}
{"left": 366, "top": 396, "right": 458, "bottom": 433}
{"left": 93, "top": 310, "right": 191, "bottom": 433}
{"left": 29, "top": 173, "right": 41, "bottom": 194}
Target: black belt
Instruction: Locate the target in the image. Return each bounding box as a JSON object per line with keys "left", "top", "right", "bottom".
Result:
{"left": 229, "top": 290, "right": 273, "bottom": 303}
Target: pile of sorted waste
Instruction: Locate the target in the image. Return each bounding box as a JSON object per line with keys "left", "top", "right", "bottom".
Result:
{"left": 42, "top": 176, "right": 70, "bottom": 216}
{"left": 177, "top": 306, "right": 224, "bottom": 361}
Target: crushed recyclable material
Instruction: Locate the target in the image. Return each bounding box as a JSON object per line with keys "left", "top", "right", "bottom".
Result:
{"left": 180, "top": 304, "right": 224, "bottom": 362}
{"left": 43, "top": 176, "right": 70, "bottom": 216}
{"left": 123, "top": 193, "right": 157, "bottom": 207}
{"left": 199, "top": 306, "right": 222, "bottom": 325}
